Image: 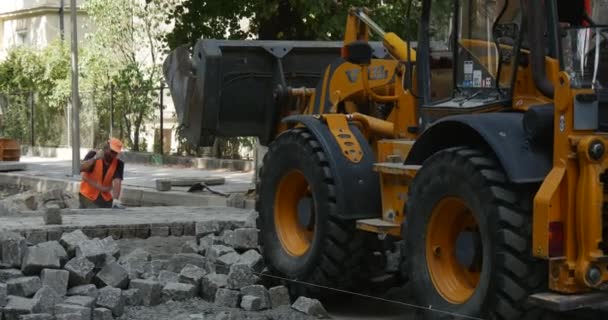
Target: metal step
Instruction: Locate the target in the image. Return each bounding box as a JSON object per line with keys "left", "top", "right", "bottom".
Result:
{"left": 373, "top": 163, "right": 421, "bottom": 177}
{"left": 356, "top": 218, "right": 401, "bottom": 236}
{"left": 528, "top": 291, "right": 608, "bottom": 312}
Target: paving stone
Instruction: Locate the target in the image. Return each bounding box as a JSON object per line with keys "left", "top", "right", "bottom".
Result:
{"left": 128, "top": 280, "right": 161, "bottom": 306}
{"left": 200, "top": 273, "right": 227, "bottom": 302}
{"left": 158, "top": 270, "right": 179, "bottom": 286}
{"left": 268, "top": 285, "right": 290, "bottom": 309}
{"left": 133, "top": 226, "right": 150, "bottom": 239}
{"left": 240, "top": 295, "right": 262, "bottom": 311}
{"left": 55, "top": 313, "right": 85, "bottom": 320}
{"left": 19, "top": 314, "right": 54, "bottom": 320}
{"left": 215, "top": 252, "right": 240, "bottom": 275}
{"left": 64, "top": 295, "right": 96, "bottom": 308}
{"left": 99, "top": 237, "right": 120, "bottom": 260}
{"left": 238, "top": 250, "right": 264, "bottom": 272}
{"left": 0, "top": 282, "right": 7, "bottom": 307}
{"left": 59, "top": 230, "right": 89, "bottom": 257}
{"left": 33, "top": 286, "right": 61, "bottom": 314}
{"left": 93, "top": 308, "right": 113, "bottom": 320}
{"left": 206, "top": 245, "right": 236, "bottom": 262}
{"left": 180, "top": 241, "right": 199, "bottom": 254}
{"left": 67, "top": 285, "right": 98, "bottom": 298}
{"left": 37, "top": 241, "right": 69, "bottom": 266}
{"left": 64, "top": 257, "right": 95, "bottom": 287}
{"left": 155, "top": 179, "right": 171, "bottom": 192}
{"left": 25, "top": 230, "right": 47, "bottom": 245}
{"left": 244, "top": 211, "right": 258, "bottom": 229}
{"left": 0, "top": 269, "right": 24, "bottom": 282}
{"left": 107, "top": 228, "right": 122, "bottom": 240}
{"left": 195, "top": 221, "right": 222, "bottom": 239}
{"left": 21, "top": 245, "right": 61, "bottom": 276}
{"left": 118, "top": 249, "right": 150, "bottom": 280}
{"left": 44, "top": 206, "right": 62, "bottom": 225}
{"left": 47, "top": 229, "right": 63, "bottom": 242}
{"left": 226, "top": 264, "right": 256, "bottom": 290}
{"left": 169, "top": 224, "right": 184, "bottom": 237}
{"left": 96, "top": 287, "right": 123, "bottom": 317}
{"left": 75, "top": 240, "right": 107, "bottom": 268}
{"left": 40, "top": 269, "right": 69, "bottom": 296}
{"left": 214, "top": 288, "right": 239, "bottom": 308}
{"left": 1, "top": 232, "right": 28, "bottom": 268}
{"left": 161, "top": 282, "right": 196, "bottom": 302}
{"left": 240, "top": 285, "right": 270, "bottom": 310}
{"left": 197, "top": 235, "right": 216, "bottom": 256}
{"left": 223, "top": 228, "right": 258, "bottom": 251}
{"left": 141, "top": 260, "right": 166, "bottom": 279}
{"left": 55, "top": 304, "right": 90, "bottom": 320}
{"left": 81, "top": 227, "right": 108, "bottom": 240}
{"left": 183, "top": 223, "right": 196, "bottom": 236}
{"left": 178, "top": 265, "right": 206, "bottom": 292}
{"left": 291, "top": 296, "right": 329, "bottom": 318}
{"left": 167, "top": 254, "right": 213, "bottom": 274}
{"left": 149, "top": 226, "right": 169, "bottom": 237}
{"left": 7, "top": 277, "right": 42, "bottom": 298}
{"left": 122, "top": 289, "right": 142, "bottom": 306}
{"left": 4, "top": 296, "right": 42, "bottom": 320}
{"left": 94, "top": 262, "right": 129, "bottom": 289}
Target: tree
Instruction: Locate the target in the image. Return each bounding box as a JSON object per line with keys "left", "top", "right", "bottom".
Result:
{"left": 84, "top": 0, "right": 178, "bottom": 151}
{"left": 164, "top": 0, "right": 421, "bottom": 50}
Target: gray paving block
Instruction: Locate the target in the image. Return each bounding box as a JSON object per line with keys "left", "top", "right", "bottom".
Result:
{"left": 55, "top": 313, "right": 84, "bottom": 320}
{"left": 55, "top": 304, "right": 90, "bottom": 320}
{"left": 33, "top": 286, "right": 61, "bottom": 314}
{"left": 81, "top": 227, "right": 108, "bottom": 240}
{"left": 106, "top": 228, "right": 122, "bottom": 240}
{"left": 133, "top": 226, "right": 150, "bottom": 239}
{"left": 118, "top": 249, "right": 149, "bottom": 279}
{"left": 155, "top": 179, "right": 171, "bottom": 192}
{"left": 158, "top": 271, "right": 179, "bottom": 286}
{"left": 178, "top": 265, "right": 206, "bottom": 292}
{"left": 4, "top": 296, "right": 41, "bottom": 320}
{"left": 7, "top": 277, "right": 42, "bottom": 298}
{"left": 214, "top": 288, "right": 239, "bottom": 308}
{"left": 0, "top": 269, "right": 23, "bottom": 282}
{"left": 1, "top": 232, "right": 28, "bottom": 268}
{"left": 64, "top": 295, "right": 96, "bottom": 308}
{"left": 47, "top": 229, "right": 63, "bottom": 242}
{"left": 141, "top": 260, "right": 166, "bottom": 279}
{"left": 291, "top": 296, "right": 329, "bottom": 318}
{"left": 243, "top": 211, "right": 258, "bottom": 229}
{"left": 206, "top": 245, "right": 236, "bottom": 262}
{"left": 215, "top": 252, "right": 240, "bottom": 275}
{"left": 240, "top": 285, "right": 270, "bottom": 310}
{"left": 221, "top": 228, "right": 257, "bottom": 251}
{"left": 64, "top": 257, "right": 95, "bottom": 287}
{"left": 180, "top": 241, "right": 199, "bottom": 254}
{"left": 19, "top": 314, "right": 54, "bottom": 320}
{"left": 67, "top": 285, "right": 98, "bottom": 298}
{"left": 44, "top": 206, "right": 62, "bottom": 225}
{"left": 197, "top": 235, "right": 217, "bottom": 256}
{"left": 0, "top": 282, "right": 7, "bottom": 307}
{"left": 195, "top": 221, "right": 222, "bottom": 239}
{"left": 169, "top": 224, "right": 184, "bottom": 237}
{"left": 240, "top": 295, "right": 262, "bottom": 311}
{"left": 94, "top": 262, "right": 129, "bottom": 289}
{"left": 268, "top": 285, "right": 290, "bottom": 309}
{"left": 37, "top": 241, "right": 69, "bottom": 266}
{"left": 161, "top": 282, "right": 196, "bottom": 302}
{"left": 99, "top": 237, "right": 120, "bottom": 259}
{"left": 183, "top": 223, "right": 195, "bottom": 236}
{"left": 40, "top": 269, "right": 69, "bottom": 296}
{"left": 149, "top": 226, "right": 169, "bottom": 237}
{"left": 122, "top": 288, "right": 142, "bottom": 306}
{"left": 93, "top": 308, "right": 113, "bottom": 320}
{"left": 238, "top": 250, "right": 264, "bottom": 272}
{"left": 128, "top": 279, "right": 161, "bottom": 306}
{"left": 75, "top": 240, "right": 107, "bottom": 268}
{"left": 21, "top": 245, "right": 61, "bottom": 276}
{"left": 96, "top": 287, "right": 123, "bottom": 317}
{"left": 200, "top": 273, "right": 227, "bottom": 302}
{"left": 25, "top": 230, "right": 47, "bottom": 245}
{"left": 60, "top": 230, "right": 89, "bottom": 257}
{"left": 167, "top": 254, "right": 212, "bottom": 273}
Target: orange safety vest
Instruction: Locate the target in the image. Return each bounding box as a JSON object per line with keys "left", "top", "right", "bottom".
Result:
{"left": 80, "top": 158, "right": 118, "bottom": 202}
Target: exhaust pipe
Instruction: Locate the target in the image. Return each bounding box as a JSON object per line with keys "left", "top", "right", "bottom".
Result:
{"left": 525, "top": 0, "right": 554, "bottom": 99}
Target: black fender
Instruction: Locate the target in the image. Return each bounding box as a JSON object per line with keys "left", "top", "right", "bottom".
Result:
{"left": 405, "top": 113, "right": 552, "bottom": 184}
{"left": 282, "top": 115, "right": 380, "bottom": 220}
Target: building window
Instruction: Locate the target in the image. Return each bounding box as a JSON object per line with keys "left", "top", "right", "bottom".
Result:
{"left": 16, "top": 30, "right": 27, "bottom": 46}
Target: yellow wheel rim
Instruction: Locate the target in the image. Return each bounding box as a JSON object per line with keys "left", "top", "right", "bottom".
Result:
{"left": 274, "top": 170, "right": 314, "bottom": 257}
{"left": 426, "top": 197, "right": 482, "bottom": 304}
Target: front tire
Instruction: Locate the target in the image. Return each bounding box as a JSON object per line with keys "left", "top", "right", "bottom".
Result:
{"left": 405, "top": 147, "right": 546, "bottom": 319}
{"left": 256, "top": 128, "right": 367, "bottom": 297}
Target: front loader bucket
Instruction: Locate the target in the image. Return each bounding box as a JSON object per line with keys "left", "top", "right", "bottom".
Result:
{"left": 163, "top": 39, "right": 388, "bottom": 147}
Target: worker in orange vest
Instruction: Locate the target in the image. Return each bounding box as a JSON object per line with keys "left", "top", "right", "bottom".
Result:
{"left": 79, "top": 138, "right": 125, "bottom": 209}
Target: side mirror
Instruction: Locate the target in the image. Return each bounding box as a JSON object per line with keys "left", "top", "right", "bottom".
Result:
{"left": 343, "top": 41, "right": 373, "bottom": 65}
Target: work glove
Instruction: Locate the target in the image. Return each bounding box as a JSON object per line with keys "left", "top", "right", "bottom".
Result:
{"left": 112, "top": 199, "right": 125, "bottom": 209}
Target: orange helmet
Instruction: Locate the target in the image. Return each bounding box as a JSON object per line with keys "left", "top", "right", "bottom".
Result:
{"left": 109, "top": 138, "right": 123, "bottom": 153}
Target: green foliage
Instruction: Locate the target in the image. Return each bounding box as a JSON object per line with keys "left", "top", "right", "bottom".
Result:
{"left": 165, "top": 0, "right": 421, "bottom": 49}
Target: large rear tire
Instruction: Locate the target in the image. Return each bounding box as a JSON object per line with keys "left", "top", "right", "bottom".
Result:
{"left": 404, "top": 147, "right": 547, "bottom": 319}
{"left": 256, "top": 128, "right": 367, "bottom": 297}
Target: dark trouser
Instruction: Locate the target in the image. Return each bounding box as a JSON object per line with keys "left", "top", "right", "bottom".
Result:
{"left": 79, "top": 193, "right": 112, "bottom": 209}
